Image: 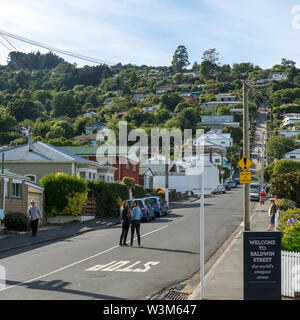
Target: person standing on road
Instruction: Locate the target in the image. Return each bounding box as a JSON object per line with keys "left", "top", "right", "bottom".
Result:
{"left": 267, "top": 198, "right": 277, "bottom": 231}
{"left": 265, "top": 184, "right": 270, "bottom": 197}
{"left": 28, "top": 200, "right": 42, "bottom": 236}
{"left": 130, "top": 200, "right": 142, "bottom": 247}
{"left": 119, "top": 201, "right": 131, "bottom": 246}
{"left": 260, "top": 189, "right": 266, "bottom": 204}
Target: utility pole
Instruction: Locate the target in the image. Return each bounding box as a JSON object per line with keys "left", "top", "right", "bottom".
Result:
{"left": 260, "top": 131, "right": 265, "bottom": 190}
{"left": 165, "top": 162, "right": 169, "bottom": 208}
{"left": 243, "top": 81, "right": 250, "bottom": 231}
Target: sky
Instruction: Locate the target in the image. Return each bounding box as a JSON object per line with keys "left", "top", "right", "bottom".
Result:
{"left": 1, "top": 0, "right": 300, "bottom": 69}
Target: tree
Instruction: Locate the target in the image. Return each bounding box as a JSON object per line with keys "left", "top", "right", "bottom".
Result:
{"left": 0, "top": 109, "right": 17, "bottom": 132}
{"left": 267, "top": 136, "right": 295, "bottom": 159}
{"left": 51, "top": 91, "right": 79, "bottom": 118}
{"left": 221, "top": 126, "right": 243, "bottom": 144}
{"left": 201, "top": 48, "right": 220, "bottom": 64}
{"left": 199, "top": 60, "right": 216, "bottom": 81}
{"left": 7, "top": 98, "right": 43, "bottom": 121}
{"left": 171, "top": 45, "right": 190, "bottom": 73}
{"left": 216, "top": 104, "right": 231, "bottom": 115}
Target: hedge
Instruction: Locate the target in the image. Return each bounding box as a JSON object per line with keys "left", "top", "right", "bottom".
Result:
{"left": 3, "top": 212, "right": 28, "bottom": 231}
{"left": 88, "top": 180, "right": 129, "bottom": 217}
{"left": 133, "top": 184, "right": 146, "bottom": 198}
{"left": 40, "top": 173, "right": 88, "bottom": 216}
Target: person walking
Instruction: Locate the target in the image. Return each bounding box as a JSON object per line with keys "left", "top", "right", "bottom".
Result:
{"left": 130, "top": 200, "right": 142, "bottom": 247}
{"left": 119, "top": 201, "right": 131, "bottom": 246}
{"left": 265, "top": 183, "right": 270, "bottom": 197}
{"left": 267, "top": 198, "right": 277, "bottom": 231}
{"left": 28, "top": 200, "right": 42, "bottom": 236}
{"left": 260, "top": 189, "right": 266, "bottom": 204}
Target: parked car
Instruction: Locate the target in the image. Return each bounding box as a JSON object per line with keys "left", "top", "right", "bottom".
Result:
{"left": 211, "top": 184, "right": 226, "bottom": 194}
{"left": 233, "top": 177, "right": 240, "bottom": 184}
{"left": 223, "top": 182, "right": 231, "bottom": 191}
{"left": 226, "top": 179, "right": 237, "bottom": 188}
{"left": 146, "top": 196, "right": 168, "bottom": 217}
{"left": 250, "top": 183, "right": 260, "bottom": 201}
{"left": 126, "top": 198, "right": 155, "bottom": 222}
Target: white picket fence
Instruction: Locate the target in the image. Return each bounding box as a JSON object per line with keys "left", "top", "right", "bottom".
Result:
{"left": 282, "top": 251, "right": 300, "bottom": 297}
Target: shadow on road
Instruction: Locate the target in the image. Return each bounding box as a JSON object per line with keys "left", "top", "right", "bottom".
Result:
{"left": 2, "top": 279, "right": 122, "bottom": 300}
{"left": 136, "top": 246, "right": 199, "bottom": 255}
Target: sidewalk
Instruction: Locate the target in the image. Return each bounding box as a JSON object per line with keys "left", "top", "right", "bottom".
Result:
{"left": 190, "top": 200, "right": 272, "bottom": 300}
{"left": 0, "top": 197, "right": 197, "bottom": 254}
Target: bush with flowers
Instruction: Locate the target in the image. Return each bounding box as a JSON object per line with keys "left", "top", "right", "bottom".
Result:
{"left": 279, "top": 208, "right": 300, "bottom": 252}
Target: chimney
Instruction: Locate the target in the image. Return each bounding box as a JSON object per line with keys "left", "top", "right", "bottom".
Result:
{"left": 28, "top": 126, "right": 33, "bottom": 151}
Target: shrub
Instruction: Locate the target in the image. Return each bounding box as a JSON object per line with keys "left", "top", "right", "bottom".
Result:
{"left": 270, "top": 172, "right": 300, "bottom": 207}
{"left": 156, "top": 187, "right": 176, "bottom": 201}
{"left": 279, "top": 208, "right": 300, "bottom": 232}
{"left": 133, "top": 184, "right": 146, "bottom": 198}
{"left": 109, "top": 182, "right": 129, "bottom": 202}
{"left": 40, "top": 173, "right": 88, "bottom": 216}
{"left": 3, "top": 212, "right": 28, "bottom": 231}
{"left": 277, "top": 199, "right": 296, "bottom": 211}
{"left": 282, "top": 231, "right": 300, "bottom": 252}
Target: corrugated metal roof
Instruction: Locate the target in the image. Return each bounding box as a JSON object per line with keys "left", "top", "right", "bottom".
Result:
{"left": 0, "top": 142, "right": 92, "bottom": 163}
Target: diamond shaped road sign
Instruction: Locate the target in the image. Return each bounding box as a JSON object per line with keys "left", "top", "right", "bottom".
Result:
{"left": 238, "top": 155, "right": 253, "bottom": 171}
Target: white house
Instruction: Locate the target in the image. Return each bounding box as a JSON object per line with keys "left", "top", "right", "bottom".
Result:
{"left": 272, "top": 72, "right": 287, "bottom": 81}
{"left": 282, "top": 114, "right": 300, "bottom": 127}
{"left": 283, "top": 148, "right": 300, "bottom": 160}
{"left": 202, "top": 131, "right": 233, "bottom": 148}
{"left": 203, "top": 94, "right": 242, "bottom": 113}
{"left": 278, "top": 129, "right": 300, "bottom": 138}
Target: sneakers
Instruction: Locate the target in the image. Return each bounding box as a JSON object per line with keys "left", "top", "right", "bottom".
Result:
{"left": 123, "top": 243, "right": 129, "bottom": 246}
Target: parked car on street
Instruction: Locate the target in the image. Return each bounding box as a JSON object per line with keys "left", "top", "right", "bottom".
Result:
{"left": 223, "top": 182, "right": 231, "bottom": 191}
{"left": 250, "top": 183, "right": 260, "bottom": 201}
{"left": 146, "top": 196, "right": 168, "bottom": 217}
{"left": 226, "top": 179, "right": 237, "bottom": 188}
{"left": 127, "top": 198, "right": 155, "bottom": 222}
{"left": 234, "top": 177, "right": 240, "bottom": 184}
{"left": 211, "top": 184, "right": 226, "bottom": 194}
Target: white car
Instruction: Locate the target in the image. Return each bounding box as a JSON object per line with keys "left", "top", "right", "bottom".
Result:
{"left": 211, "top": 184, "right": 226, "bottom": 194}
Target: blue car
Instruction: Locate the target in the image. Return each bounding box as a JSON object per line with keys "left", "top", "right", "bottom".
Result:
{"left": 146, "top": 196, "right": 168, "bottom": 217}
{"left": 127, "top": 198, "right": 155, "bottom": 222}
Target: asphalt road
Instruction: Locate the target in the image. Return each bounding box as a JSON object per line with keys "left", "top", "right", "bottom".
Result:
{"left": 0, "top": 186, "right": 257, "bottom": 300}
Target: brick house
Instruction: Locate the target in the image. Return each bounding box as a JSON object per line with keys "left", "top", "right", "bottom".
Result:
{"left": 59, "top": 146, "right": 140, "bottom": 184}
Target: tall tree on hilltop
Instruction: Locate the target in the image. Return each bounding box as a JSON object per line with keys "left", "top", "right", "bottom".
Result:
{"left": 172, "top": 45, "right": 190, "bottom": 73}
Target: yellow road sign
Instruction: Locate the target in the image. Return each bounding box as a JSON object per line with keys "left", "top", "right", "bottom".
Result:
{"left": 240, "top": 171, "right": 252, "bottom": 184}
{"left": 238, "top": 155, "right": 253, "bottom": 171}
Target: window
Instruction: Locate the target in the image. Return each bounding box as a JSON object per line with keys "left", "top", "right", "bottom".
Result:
{"left": 99, "top": 175, "right": 105, "bottom": 181}
{"left": 25, "top": 175, "right": 36, "bottom": 183}
{"left": 133, "top": 164, "right": 136, "bottom": 172}
{"left": 290, "top": 155, "right": 296, "bottom": 159}
{"left": 4, "top": 179, "right": 8, "bottom": 197}
{"left": 89, "top": 172, "right": 92, "bottom": 179}
{"left": 12, "top": 182, "right": 22, "bottom": 198}
{"left": 221, "top": 141, "right": 225, "bottom": 144}
{"left": 79, "top": 172, "right": 86, "bottom": 178}
{"left": 126, "top": 159, "right": 130, "bottom": 170}
{"left": 93, "top": 173, "right": 96, "bottom": 180}
{"left": 215, "top": 159, "right": 220, "bottom": 163}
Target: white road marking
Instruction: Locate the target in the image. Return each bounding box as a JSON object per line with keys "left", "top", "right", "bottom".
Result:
{"left": 0, "top": 225, "right": 168, "bottom": 292}
{"left": 85, "top": 261, "right": 160, "bottom": 273}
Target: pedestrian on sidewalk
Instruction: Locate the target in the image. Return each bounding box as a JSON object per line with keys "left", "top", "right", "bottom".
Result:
{"left": 130, "top": 200, "right": 142, "bottom": 247}
{"left": 119, "top": 201, "right": 131, "bottom": 246}
{"left": 260, "top": 189, "right": 266, "bottom": 204}
{"left": 265, "top": 183, "right": 270, "bottom": 197}
{"left": 267, "top": 198, "right": 277, "bottom": 231}
{"left": 28, "top": 200, "right": 42, "bottom": 236}
{"left": 115, "top": 194, "right": 122, "bottom": 218}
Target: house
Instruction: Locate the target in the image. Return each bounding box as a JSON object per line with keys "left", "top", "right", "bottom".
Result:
{"left": 278, "top": 129, "right": 300, "bottom": 138}
{"left": 85, "top": 122, "right": 107, "bottom": 135}
{"left": 142, "top": 106, "right": 160, "bottom": 113}
{"left": 179, "top": 93, "right": 198, "bottom": 105}
{"left": 139, "top": 167, "right": 154, "bottom": 190}
{"left": 0, "top": 170, "right": 44, "bottom": 220}
{"left": 182, "top": 71, "right": 198, "bottom": 78}
{"left": 202, "top": 131, "right": 233, "bottom": 148}
{"left": 83, "top": 112, "right": 98, "bottom": 119}
{"left": 272, "top": 72, "right": 287, "bottom": 81}
{"left": 281, "top": 113, "right": 300, "bottom": 127}
{"left": 59, "top": 146, "right": 140, "bottom": 184}
{"left": 203, "top": 94, "right": 241, "bottom": 113}
{"left": 200, "top": 115, "right": 240, "bottom": 130}
{"left": 0, "top": 140, "right": 115, "bottom": 185}
{"left": 283, "top": 148, "right": 300, "bottom": 160}
{"left": 15, "top": 127, "right": 29, "bottom": 136}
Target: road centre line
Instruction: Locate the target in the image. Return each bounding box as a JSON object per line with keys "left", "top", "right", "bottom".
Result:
{"left": 0, "top": 225, "right": 168, "bottom": 292}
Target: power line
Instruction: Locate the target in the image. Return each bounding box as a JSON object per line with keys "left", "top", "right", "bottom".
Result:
{"left": 0, "top": 29, "right": 114, "bottom": 66}
{"left": 1, "top": 34, "right": 19, "bottom": 51}
{"left": 0, "top": 39, "right": 11, "bottom": 52}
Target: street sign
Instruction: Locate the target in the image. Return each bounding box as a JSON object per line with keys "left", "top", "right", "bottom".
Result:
{"left": 240, "top": 171, "right": 252, "bottom": 184}
{"left": 243, "top": 232, "right": 281, "bottom": 300}
{"left": 238, "top": 155, "right": 253, "bottom": 171}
